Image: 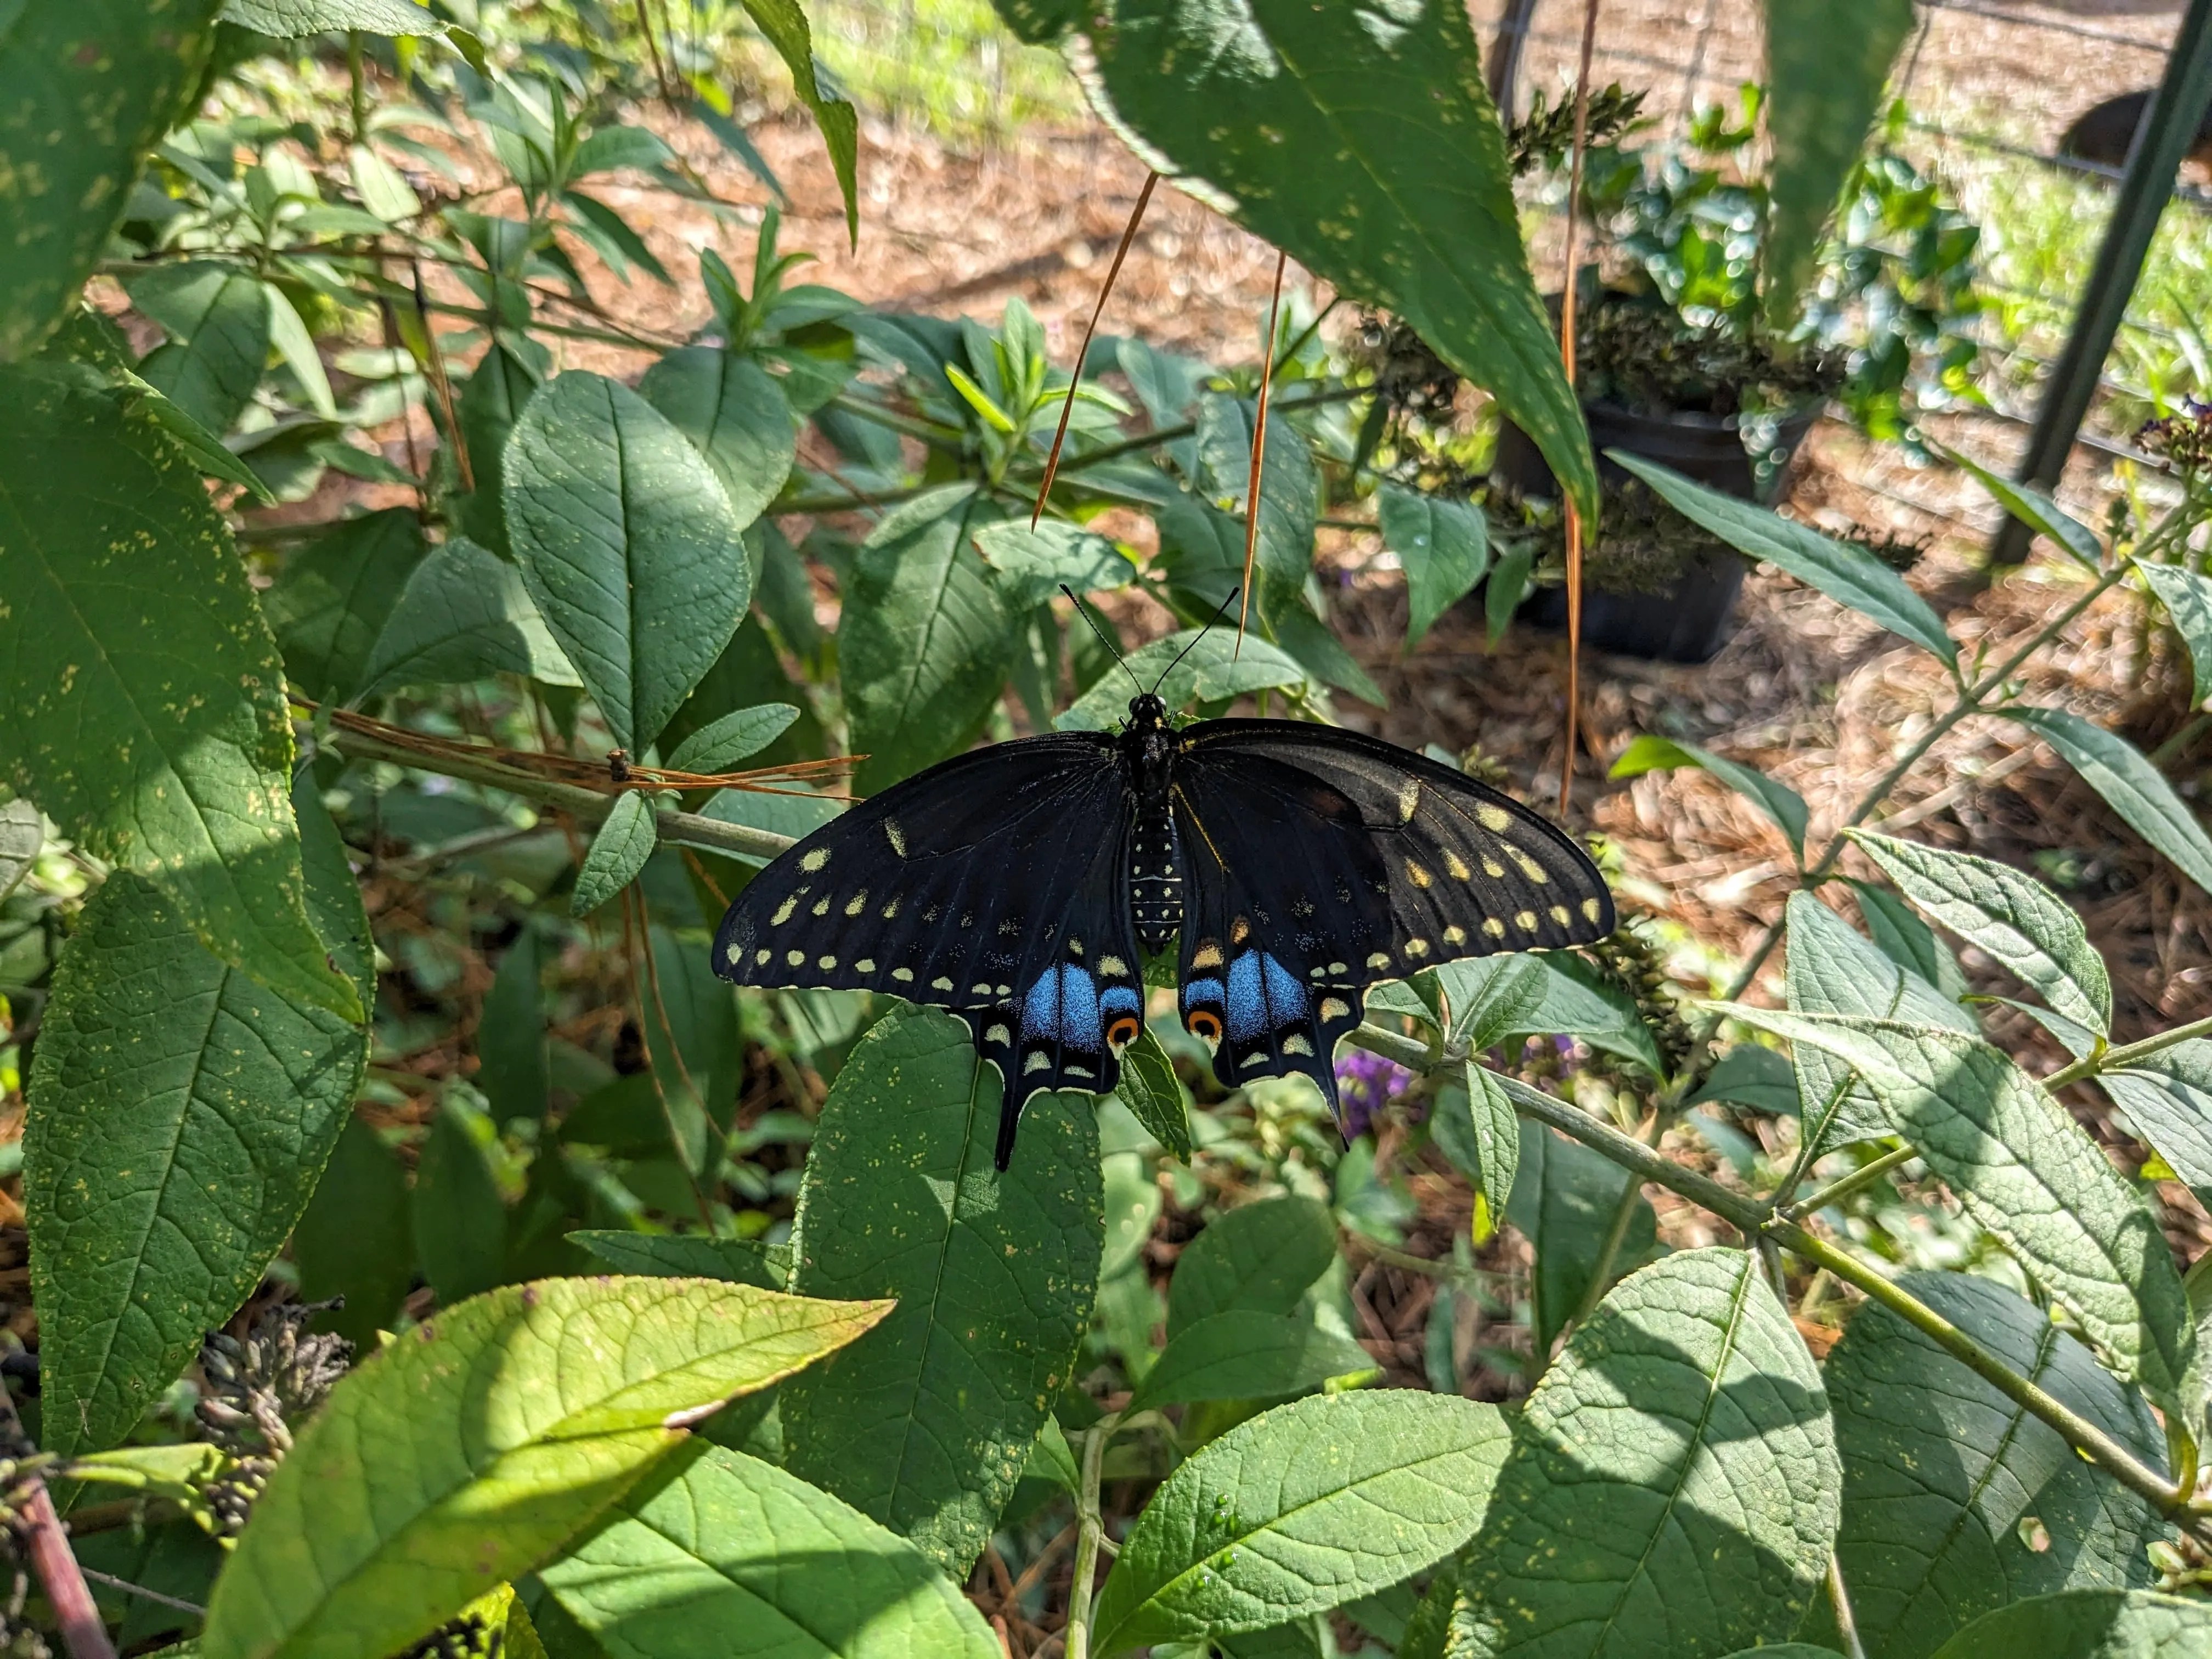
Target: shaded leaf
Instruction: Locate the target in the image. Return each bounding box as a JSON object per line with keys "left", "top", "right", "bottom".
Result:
{"left": 637, "top": 347, "right": 795, "bottom": 532}
{"left": 1847, "top": 876, "right": 1972, "bottom": 1004}
{"left": 455, "top": 342, "right": 540, "bottom": 557}
{"left": 2006, "top": 707, "right": 2212, "bottom": 898}
{"left": 1928, "top": 1591, "right": 2212, "bottom": 1659}
{"left": 1686, "top": 1045, "right": 1801, "bottom": 1115}
{"left": 662, "top": 704, "right": 799, "bottom": 774}
{"left": 1848, "top": 828, "right": 2110, "bottom": 1034}
{"left": 539, "top": 1442, "right": 998, "bottom": 1659}
{"left": 972, "top": 520, "right": 1137, "bottom": 606}
{"left": 292, "top": 1114, "right": 414, "bottom": 1352}
{"left": 1114, "top": 1024, "right": 1193, "bottom": 1161}
{"left": 360, "top": 535, "right": 579, "bottom": 697}
{"left": 1166, "top": 1196, "right": 1336, "bottom": 1339}
{"left": 506, "top": 371, "right": 749, "bottom": 754}
{"left": 476, "top": 930, "right": 549, "bottom": 1124}
{"left": 130, "top": 261, "right": 270, "bottom": 434}
{"left": 199, "top": 1277, "right": 890, "bottom": 1659}
{"left": 1453, "top": 1249, "right": 1841, "bottom": 1657}
{"left": 1612, "top": 451, "right": 1956, "bottom": 662}
{"left": 411, "top": 1090, "right": 507, "bottom": 1306}
{"left": 569, "top": 1231, "right": 785, "bottom": 1292}
{"left": 571, "top": 793, "right": 657, "bottom": 917}
{"left": 780, "top": 1005, "right": 1102, "bottom": 1575}
{"left": 1500, "top": 1114, "right": 1661, "bottom": 1353}
{"left": 263, "top": 509, "right": 428, "bottom": 704}
{"left": 1092, "top": 1392, "right": 1511, "bottom": 1655}
{"left": 1195, "top": 393, "right": 1318, "bottom": 594}
{"left": 0, "top": 368, "right": 359, "bottom": 1017}
{"left": 2136, "top": 561, "right": 2212, "bottom": 706}
{"left": 1380, "top": 486, "right": 1490, "bottom": 650}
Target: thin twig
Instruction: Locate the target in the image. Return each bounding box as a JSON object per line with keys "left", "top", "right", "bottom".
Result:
{"left": 72, "top": 1569, "right": 206, "bottom": 1618}
{"left": 1236, "top": 249, "right": 1291, "bottom": 655}
{"left": 1032, "top": 172, "right": 1157, "bottom": 528}
{"left": 1554, "top": 0, "right": 1602, "bottom": 816}
{"left": 2044, "top": 1011, "right": 2212, "bottom": 1091}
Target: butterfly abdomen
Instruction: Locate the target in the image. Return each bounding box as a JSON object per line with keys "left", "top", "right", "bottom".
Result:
{"left": 1129, "top": 808, "right": 1183, "bottom": 955}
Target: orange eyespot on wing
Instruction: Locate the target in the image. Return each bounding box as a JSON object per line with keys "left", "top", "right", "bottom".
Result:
{"left": 1185, "top": 1008, "right": 1223, "bottom": 1045}
{"left": 1105, "top": 1013, "right": 1142, "bottom": 1051}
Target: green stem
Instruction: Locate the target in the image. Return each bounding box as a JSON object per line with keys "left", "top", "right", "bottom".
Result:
{"left": 346, "top": 32, "right": 369, "bottom": 146}
{"left": 2044, "top": 1011, "right": 2212, "bottom": 1091}
{"left": 1785, "top": 1143, "right": 1918, "bottom": 1219}
{"left": 1826, "top": 1555, "right": 1870, "bottom": 1659}
{"left": 1064, "top": 1414, "right": 1118, "bottom": 1659}
{"left": 2149, "top": 709, "right": 2212, "bottom": 767}
{"left": 316, "top": 720, "right": 794, "bottom": 864}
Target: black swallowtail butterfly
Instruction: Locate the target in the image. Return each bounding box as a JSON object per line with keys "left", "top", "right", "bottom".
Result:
{"left": 713, "top": 691, "right": 1613, "bottom": 1167}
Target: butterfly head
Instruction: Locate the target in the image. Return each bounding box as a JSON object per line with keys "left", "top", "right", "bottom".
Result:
{"left": 1124, "top": 692, "right": 1170, "bottom": 731}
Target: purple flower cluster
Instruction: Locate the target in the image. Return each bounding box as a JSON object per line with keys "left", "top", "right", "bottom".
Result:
{"left": 2139, "top": 397, "right": 2212, "bottom": 475}
{"left": 1334, "top": 1048, "right": 1414, "bottom": 1140}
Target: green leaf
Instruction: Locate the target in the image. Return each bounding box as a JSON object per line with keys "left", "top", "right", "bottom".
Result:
{"left": 839, "top": 486, "right": 1019, "bottom": 793}
{"left": 571, "top": 793, "right": 657, "bottom": 917}
{"left": 0, "top": 798, "right": 43, "bottom": 905}
{"left": 733, "top": 0, "right": 859, "bottom": 243}
{"left": 1166, "top": 1196, "right": 1336, "bottom": 1338}
{"left": 1114, "top": 1023, "right": 1193, "bottom": 1161}
{"left": 1091, "top": 1392, "right": 1511, "bottom": 1656}
{"left": 779, "top": 1005, "right": 1101, "bottom": 1575}
{"left": 262, "top": 282, "right": 336, "bottom": 420}
{"left": 569, "top": 1231, "right": 785, "bottom": 1291}
{"left": 26, "top": 785, "right": 368, "bottom": 1457}
{"left": 1928, "top": 1592, "right": 2212, "bottom": 1659}
{"left": 539, "top": 1442, "right": 998, "bottom": 1658}
{"left": 637, "top": 348, "right": 795, "bottom": 533}
{"left": 198, "top": 1277, "right": 891, "bottom": 1659}
{"left": 1612, "top": 733, "right": 1808, "bottom": 862}
{"left": 0, "top": 0, "right": 219, "bottom": 362}
{"left": 1485, "top": 542, "right": 1534, "bottom": 647}
{"left": 1718, "top": 1006, "right": 2204, "bottom": 1426}
{"left": 263, "top": 509, "right": 428, "bottom": 704}
{"left": 637, "top": 924, "right": 740, "bottom": 1169}
{"left": 1517, "top": 954, "right": 1668, "bottom": 1077}
{"left": 1056, "top": 627, "right": 1308, "bottom": 732}
{"left": 476, "top": 931, "right": 549, "bottom": 1124}
{"left": 1195, "top": 393, "right": 1318, "bottom": 593}
{"left": 1459, "top": 1064, "right": 1521, "bottom": 1245}
{"left": 129, "top": 261, "right": 271, "bottom": 434}
{"left": 1379, "top": 487, "right": 1489, "bottom": 649}
{"left": 2135, "top": 561, "right": 2212, "bottom": 706}
{"left": 2101, "top": 1041, "right": 2212, "bottom": 1213}
{"left": 1453, "top": 1248, "right": 1841, "bottom": 1657}
{"left": 1124, "top": 1309, "right": 1380, "bottom": 1415}
{"left": 1761, "top": 0, "right": 1915, "bottom": 324}
{"left": 1809, "top": 1270, "right": 2164, "bottom": 1659}
{"left": 1041, "top": 0, "right": 1594, "bottom": 521}
{"left": 1948, "top": 452, "right": 2103, "bottom": 569}
{"left": 411, "top": 1090, "right": 507, "bottom": 1306}
{"left": 506, "top": 371, "right": 749, "bottom": 754}
{"left": 220, "top": 0, "right": 444, "bottom": 33}
{"left": 456, "top": 343, "right": 541, "bottom": 557}
{"left": 124, "top": 366, "right": 277, "bottom": 501}
{"left": 293, "top": 1114, "right": 414, "bottom": 1352}
{"left": 662, "top": 704, "right": 800, "bottom": 775}
{"left": 348, "top": 142, "right": 420, "bottom": 223}
{"left": 2006, "top": 706, "right": 2212, "bottom": 897}
{"left": 360, "top": 535, "right": 579, "bottom": 697}
{"left": 1848, "top": 876, "right": 1971, "bottom": 1003}
{"left": 1786, "top": 891, "right": 1973, "bottom": 1152}
{"left": 972, "top": 520, "right": 1138, "bottom": 606}
{"left": 1611, "top": 451, "right": 1957, "bottom": 663}
{"left": 1686, "top": 1045, "right": 1801, "bottom": 1115}
{"left": 1498, "top": 1113, "right": 1661, "bottom": 1353}
{"left": 0, "top": 369, "right": 360, "bottom": 1018}
{"left": 1848, "top": 828, "right": 2111, "bottom": 1034}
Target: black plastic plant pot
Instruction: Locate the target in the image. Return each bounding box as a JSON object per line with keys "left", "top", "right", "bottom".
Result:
{"left": 1492, "top": 399, "right": 1820, "bottom": 664}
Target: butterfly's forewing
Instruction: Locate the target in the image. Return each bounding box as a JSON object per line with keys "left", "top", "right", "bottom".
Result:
{"left": 713, "top": 734, "right": 1144, "bottom": 1166}
{"left": 1169, "top": 719, "right": 1614, "bottom": 1111}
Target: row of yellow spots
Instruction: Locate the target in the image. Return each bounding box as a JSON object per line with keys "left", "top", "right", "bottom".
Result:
{"left": 1403, "top": 842, "right": 1549, "bottom": 892}
{"left": 747, "top": 945, "right": 887, "bottom": 977}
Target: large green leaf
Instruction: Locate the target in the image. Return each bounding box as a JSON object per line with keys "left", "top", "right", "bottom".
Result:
{"left": 1165, "top": 1195, "right": 1336, "bottom": 1338}
{"left": 1452, "top": 1248, "right": 1840, "bottom": 1658}
{"left": 539, "top": 1442, "right": 998, "bottom": 1659}
{"left": 0, "top": 369, "right": 359, "bottom": 1017}
{"left": 26, "top": 783, "right": 369, "bottom": 1457}
{"left": 292, "top": 1113, "right": 414, "bottom": 1352}
{"left": 263, "top": 509, "right": 428, "bottom": 704}
{"left": 1928, "top": 1592, "right": 2212, "bottom": 1659}
{"left": 360, "top": 535, "right": 579, "bottom": 697}
{"left": 1500, "top": 1114, "right": 1662, "bottom": 1356}
{"left": 1379, "top": 486, "right": 1490, "bottom": 650}
{"left": 1785, "top": 891, "right": 1971, "bottom": 1152}
{"left": 505, "top": 371, "right": 749, "bottom": 755}
{"left": 1847, "top": 829, "right": 2111, "bottom": 1035}
{"left": 778, "top": 1005, "right": 1102, "bottom": 1575}
{"left": 637, "top": 348, "right": 796, "bottom": 533}
{"left": 0, "top": 0, "right": 221, "bottom": 361}
{"left": 1091, "top": 1392, "right": 1511, "bottom": 1656}
{"left": 1122, "top": 1310, "right": 1376, "bottom": 1415}
{"left": 1805, "top": 1271, "right": 2163, "bottom": 1659}
{"left": 972, "top": 520, "right": 1138, "bottom": 606}
{"left": 1720, "top": 1007, "right": 2203, "bottom": 1426}
{"left": 129, "top": 261, "right": 272, "bottom": 435}
{"left": 1023, "top": 0, "right": 1593, "bottom": 519}
{"left": 838, "top": 487, "right": 1019, "bottom": 793}
{"left": 1612, "top": 452, "right": 1956, "bottom": 663}
{"left": 199, "top": 1277, "right": 890, "bottom": 1659}
{"left": 2006, "top": 707, "right": 2212, "bottom": 898}
{"left": 1760, "top": 0, "right": 1915, "bottom": 324}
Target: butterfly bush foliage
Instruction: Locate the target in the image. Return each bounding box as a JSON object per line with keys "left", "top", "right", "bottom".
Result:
{"left": 3, "top": 2, "right": 2212, "bottom": 1658}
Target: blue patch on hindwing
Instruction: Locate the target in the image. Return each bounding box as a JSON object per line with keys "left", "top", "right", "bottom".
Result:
{"left": 1222, "top": 950, "right": 1307, "bottom": 1042}
{"left": 1099, "top": 986, "right": 1142, "bottom": 1019}
{"left": 1180, "top": 976, "right": 1224, "bottom": 1019}
{"left": 1022, "top": 963, "right": 1103, "bottom": 1048}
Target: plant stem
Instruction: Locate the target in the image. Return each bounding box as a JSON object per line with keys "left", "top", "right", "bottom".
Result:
{"left": 346, "top": 32, "right": 369, "bottom": 146}
{"left": 0, "top": 1387, "right": 115, "bottom": 1659}
{"left": 316, "top": 719, "right": 794, "bottom": 864}
{"left": 1785, "top": 1143, "right": 1919, "bottom": 1219}
{"left": 1826, "top": 1555, "right": 1870, "bottom": 1659}
{"left": 1064, "top": 1415, "right": 1117, "bottom": 1659}
{"left": 2044, "top": 1011, "right": 2212, "bottom": 1090}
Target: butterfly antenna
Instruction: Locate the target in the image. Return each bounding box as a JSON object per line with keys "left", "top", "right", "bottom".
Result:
{"left": 1235, "top": 247, "right": 1290, "bottom": 660}
{"left": 1031, "top": 172, "right": 1159, "bottom": 529}
{"left": 1151, "top": 585, "right": 1242, "bottom": 697}
{"left": 1060, "top": 583, "right": 1147, "bottom": 699}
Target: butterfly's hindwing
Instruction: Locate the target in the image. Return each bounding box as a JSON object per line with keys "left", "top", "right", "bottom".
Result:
{"left": 712, "top": 733, "right": 1144, "bottom": 1164}
{"left": 1169, "top": 719, "right": 1614, "bottom": 1117}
